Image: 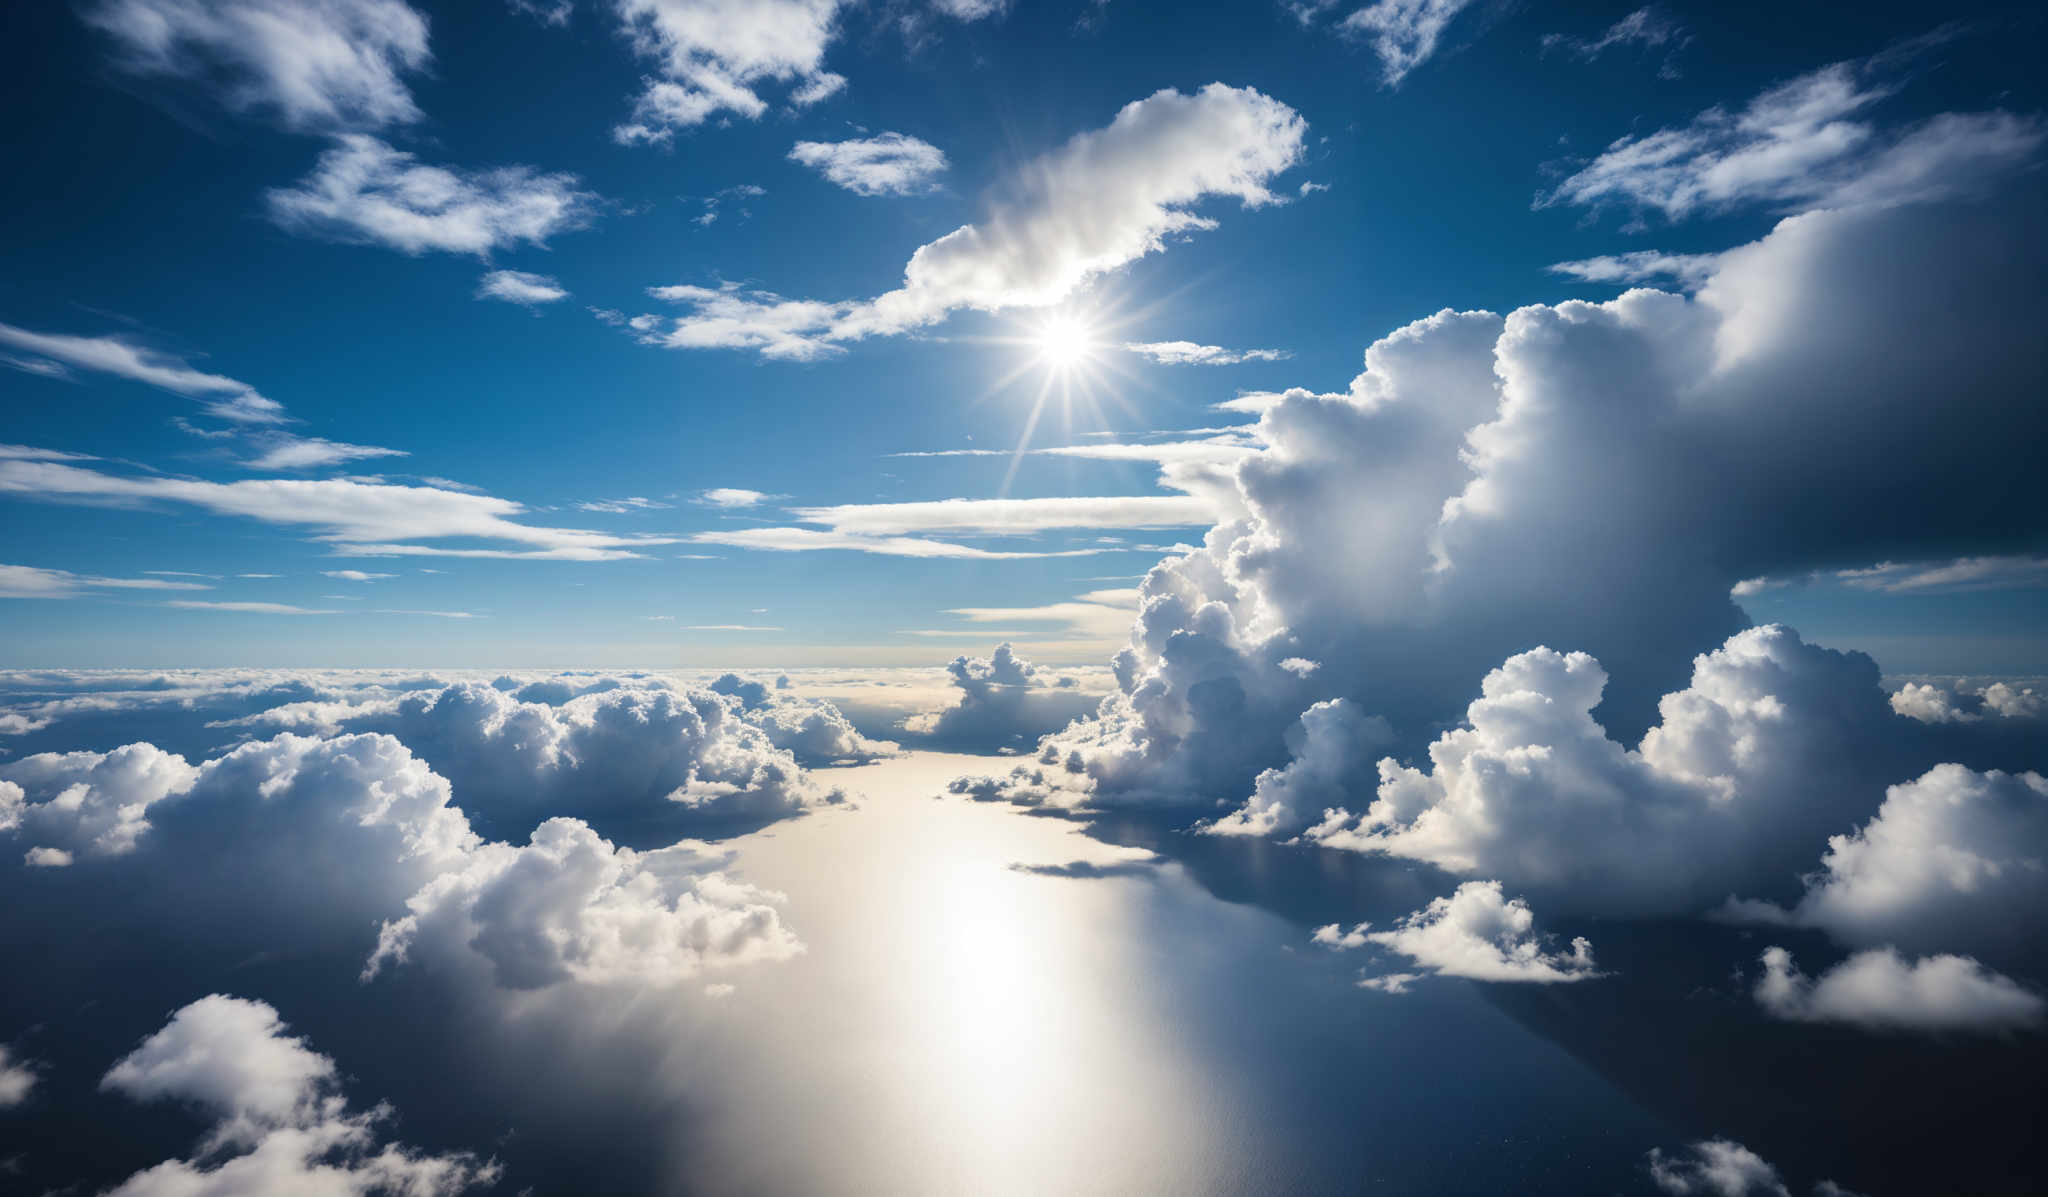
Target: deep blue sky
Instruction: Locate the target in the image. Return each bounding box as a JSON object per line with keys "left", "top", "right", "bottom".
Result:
{"left": 1, "top": 0, "right": 2041, "bottom": 669}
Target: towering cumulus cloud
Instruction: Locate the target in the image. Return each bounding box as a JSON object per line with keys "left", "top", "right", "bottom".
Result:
{"left": 903, "top": 643, "right": 1097, "bottom": 752}
{"left": 949, "top": 185, "right": 2048, "bottom": 1026}
{"left": 972, "top": 193, "right": 2043, "bottom": 819}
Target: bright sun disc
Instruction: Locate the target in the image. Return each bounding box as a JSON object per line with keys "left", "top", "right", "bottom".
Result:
{"left": 1035, "top": 316, "right": 1094, "bottom": 366}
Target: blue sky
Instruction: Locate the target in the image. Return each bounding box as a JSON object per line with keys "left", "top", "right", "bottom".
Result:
{"left": 5, "top": 6, "right": 2048, "bottom": 1194}
{"left": 1, "top": 0, "right": 2042, "bottom": 670}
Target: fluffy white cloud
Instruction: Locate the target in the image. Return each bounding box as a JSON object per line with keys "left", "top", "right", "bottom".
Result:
{"left": 101, "top": 994, "right": 498, "bottom": 1194}
{"left": 304, "top": 681, "right": 850, "bottom": 829}
{"left": 85, "top": 0, "right": 431, "bottom": 132}
{"left": 611, "top": 0, "right": 848, "bottom": 143}
{"left": 0, "top": 322, "right": 285, "bottom": 424}
{"left": 902, "top": 643, "right": 1096, "bottom": 751}
{"left": 1730, "top": 766, "right": 2048, "bottom": 965}
{"left": 0, "top": 457, "right": 678, "bottom": 561}
{"left": 709, "top": 672, "right": 896, "bottom": 763}
{"left": 1647, "top": 1139, "right": 1790, "bottom": 1197}
{"left": 1754, "top": 946, "right": 2045, "bottom": 1032}
{"left": 0, "top": 741, "right": 199, "bottom": 860}
{"left": 696, "top": 487, "right": 771, "bottom": 508}
{"left": 1296, "top": 627, "right": 1902, "bottom": 916}
{"left": 1204, "top": 699, "right": 1388, "bottom": 838}
{"left": 638, "top": 84, "right": 1306, "bottom": 358}
{"left": 476, "top": 269, "right": 570, "bottom": 305}
{"left": 268, "top": 135, "right": 599, "bottom": 256}
{"left": 3, "top": 716, "right": 817, "bottom": 999}
{"left": 1337, "top": 881, "right": 1599, "bottom": 988}
{"left": 1337, "top": 0, "right": 1480, "bottom": 87}
{"left": 1890, "top": 680, "right": 2043, "bottom": 725}
{"left": 365, "top": 817, "right": 802, "bottom": 988}
{"left": 965, "top": 192, "right": 2044, "bottom": 839}
{"left": 789, "top": 132, "right": 948, "bottom": 196}
{"left": 1538, "top": 45, "right": 2044, "bottom": 222}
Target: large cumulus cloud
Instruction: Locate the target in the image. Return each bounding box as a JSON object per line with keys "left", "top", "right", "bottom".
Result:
{"left": 0, "top": 730, "right": 806, "bottom": 994}
{"left": 984, "top": 192, "right": 2043, "bottom": 824}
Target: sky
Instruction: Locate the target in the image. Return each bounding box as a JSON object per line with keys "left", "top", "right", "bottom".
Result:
{"left": 2, "top": 0, "right": 2041, "bottom": 670}
{"left": 3, "top": 2, "right": 2048, "bottom": 1196}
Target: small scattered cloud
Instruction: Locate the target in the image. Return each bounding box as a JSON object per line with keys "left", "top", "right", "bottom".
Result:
{"left": 477, "top": 270, "right": 570, "bottom": 305}
{"left": 268, "top": 135, "right": 599, "bottom": 256}
{"left": 789, "top": 132, "right": 949, "bottom": 196}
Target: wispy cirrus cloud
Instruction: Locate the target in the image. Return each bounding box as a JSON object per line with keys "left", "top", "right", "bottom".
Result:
{"left": 268, "top": 135, "right": 599, "bottom": 256}
{"left": 1537, "top": 35, "right": 2046, "bottom": 223}
{"left": 0, "top": 321, "right": 285, "bottom": 424}
{"left": 0, "top": 457, "right": 678, "bottom": 561}
{"left": 1540, "top": 7, "right": 1689, "bottom": 77}
{"left": 0, "top": 564, "right": 212, "bottom": 599}
{"left": 85, "top": 0, "right": 432, "bottom": 132}
{"left": 1120, "top": 340, "right": 1290, "bottom": 365}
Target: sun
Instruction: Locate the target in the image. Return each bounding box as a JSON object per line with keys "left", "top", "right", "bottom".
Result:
{"left": 1032, "top": 314, "right": 1096, "bottom": 368}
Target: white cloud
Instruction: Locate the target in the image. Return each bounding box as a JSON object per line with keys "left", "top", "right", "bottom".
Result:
{"left": 268, "top": 135, "right": 599, "bottom": 256}
{"left": 1647, "top": 1139, "right": 1790, "bottom": 1197}
{"left": 168, "top": 600, "right": 341, "bottom": 614}
{"left": 789, "top": 495, "right": 1216, "bottom": 536}
{"left": 244, "top": 433, "right": 409, "bottom": 471}
{"left": 1297, "top": 627, "right": 1903, "bottom": 916}
{"left": 1836, "top": 555, "right": 2048, "bottom": 593}
{"left": 365, "top": 817, "right": 802, "bottom": 989}
{"left": 476, "top": 269, "right": 570, "bottom": 304}
{"left": 0, "top": 322, "right": 285, "bottom": 424}
{"left": 1889, "top": 680, "right": 2042, "bottom": 725}
{"left": 1350, "top": 880, "right": 1599, "bottom": 987}
{"left": 0, "top": 742, "right": 199, "bottom": 859}
{"left": 0, "top": 564, "right": 212, "bottom": 598}
{"left": 0, "top": 1044, "right": 38, "bottom": 1107}
{"left": 610, "top": 0, "right": 849, "bottom": 144}
{"left": 0, "top": 457, "right": 678, "bottom": 560}
{"left": 1204, "top": 698, "right": 1389, "bottom": 838}
{"left": 1541, "top": 7, "right": 1688, "bottom": 75}
{"left": 1121, "top": 341, "right": 1291, "bottom": 365}
{"left": 696, "top": 487, "right": 773, "bottom": 508}
{"left": 638, "top": 84, "right": 1306, "bottom": 358}
{"left": 1546, "top": 250, "right": 1721, "bottom": 288}
{"left": 101, "top": 994, "right": 498, "bottom": 1194}
{"left": 321, "top": 570, "right": 395, "bottom": 582}
{"left": 1754, "top": 946, "right": 2045, "bottom": 1032}
{"left": 1538, "top": 44, "right": 2045, "bottom": 222}
{"left": 1338, "top": 0, "right": 1481, "bottom": 87}
{"left": 1730, "top": 765, "right": 2048, "bottom": 965}
{"left": 902, "top": 643, "right": 1097, "bottom": 751}
{"left": 964, "top": 194, "right": 2045, "bottom": 841}
{"left": 579, "top": 496, "right": 673, "bottom": 513}
{"left": 85, "top": 0, "right": 431, "bottom": 132}
{"left": 689, "top": 527, "right": 1109, "bottom": 559}
{"left": 789, "top": 132, "right": 948, "bottom": 196}
{"left": 708, "top": 672, "right": 895, "bottom": 764}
